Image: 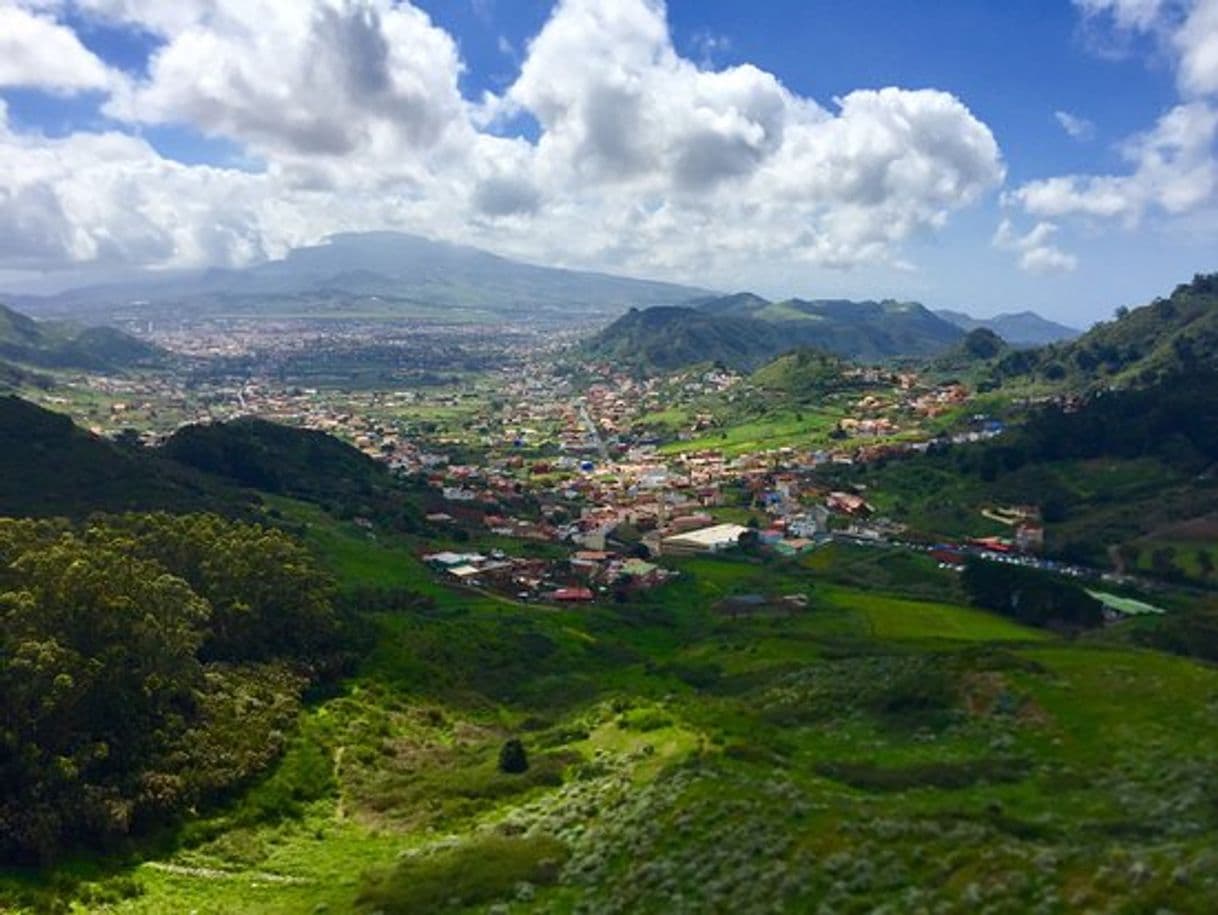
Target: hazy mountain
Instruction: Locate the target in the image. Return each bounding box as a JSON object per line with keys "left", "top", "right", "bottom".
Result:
{"left": 935, "top": 308, "right": 1080, "bottom": 346}
{"left": 9, "top": 232, "right": 709, "bottom": 324}
{"left": 0, "top": 303, "right": 162, "bottom": 373}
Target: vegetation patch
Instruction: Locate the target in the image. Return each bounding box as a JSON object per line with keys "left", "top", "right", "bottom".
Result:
{"left": 355, "top": 834, "right": 569, "bottom": 914}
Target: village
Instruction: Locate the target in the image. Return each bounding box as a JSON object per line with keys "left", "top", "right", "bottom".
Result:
{"left": 26, "top": 322, "right": 1076, "bottom": 607}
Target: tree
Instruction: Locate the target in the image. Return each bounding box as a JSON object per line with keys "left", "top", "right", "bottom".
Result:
{"left": 498, "top": 738, "right": 529, "bottom": 774}
{"left": 1197, "top": 550, "right": 1215, "bottom": 580}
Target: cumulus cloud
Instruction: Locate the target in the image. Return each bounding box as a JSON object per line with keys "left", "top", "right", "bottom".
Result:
{"left": 0, "top": 4, "right": 118, "bottom": 93}
{"left": 1013, "top": 102, "right": 1218, "bottom": 223}
{"left": 0, "top": 0, "right": 1007, "bottom": 278}
{"left": 993, "top": 218, "right": 1078, "bottom": 273}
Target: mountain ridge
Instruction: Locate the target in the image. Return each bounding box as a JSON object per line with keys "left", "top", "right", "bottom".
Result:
{"left": 7, "top": 232, "right": 711, "bottom": 324}
{"left": 934, "top": 308, "right": 1080, "bottom": 346}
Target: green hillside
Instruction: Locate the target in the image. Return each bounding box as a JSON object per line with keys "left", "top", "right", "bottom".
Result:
{"left": 161, "top": 418, "right": 426, "bottom": 531}
{"left": 0, "top": 395, "right": 253, "bottom": 518}
{"left": 587, "top": 293, "right": 965, "bottom": 374}
{"left": 0, "top": 303, "right": 162, "bottom": 372}
{"left": 988, "top": 273, "right": 1218, "bottom": 389}
{"left": 583, "top": 305, "right": 782, "bottom": 372}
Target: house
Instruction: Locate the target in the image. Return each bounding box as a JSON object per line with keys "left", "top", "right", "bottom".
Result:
{"left": 548, "top": 587, "right": 595, "bottom": 602}
{"left": 661, "top": 523, "right": 751, "bottom": 556}
{"left": 827, "top": 491, "right": 871, "bottom": 515}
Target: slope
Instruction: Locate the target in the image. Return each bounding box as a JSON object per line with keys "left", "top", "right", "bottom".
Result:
{"left": 10, "top": 232, "right": 709, "bottom": 324}
{"left": 0, "top": 395, "right": 251, "bottom": 518}
{"left": 583, "top": 306, "right": 782, "bottom": 373}
{"left": 0, "top": 303, "right": 162, "bottom": 372}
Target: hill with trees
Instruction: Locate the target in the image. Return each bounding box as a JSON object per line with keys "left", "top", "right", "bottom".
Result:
{"left": 0, "top": 396, "right": 253, "bottom": 518}
{"left": 587, "top": 294, "right": 967, "bottom": 372}
{"left": 982, "top": 273, "right": 1218, "bottom": 389}
{"left": 161, "top": 417, "right": 426, "bottom": 531}
{"left": 0, "top": 303, "right": 162, "bottom": 373}
{"left": 583, "top": 306, "right": 782, "bottom": 372}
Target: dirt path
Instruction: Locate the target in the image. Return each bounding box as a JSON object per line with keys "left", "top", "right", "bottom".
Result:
{"left": 144, "top": 862, "right": 314, "bottom": 885}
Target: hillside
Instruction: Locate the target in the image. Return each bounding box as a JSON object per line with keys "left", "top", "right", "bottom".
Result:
{"left": 0, "top": 303, "right": 162, "bottom": 372}
{"left": 8, "top": 232, "right": 709, "bottom": 324}
{"left": 0, "top": 396, "right": 250, "bottom": 518}
{"left": 695, "top": 292, "right": 964, "bottom": 361}
{"left": 0, "top": 397, "right": 426, "bottom": 529}
{"left": 935, "top": 308, "right": 1079, "bottom": 346}
{"left": 583, "top": 306, "right": 782, "bottom": 372}
{"left": 928, "top": 327, "right": 1012, "bottom": 377}
{"left": 161, "top": 417, "right": 426, "bottom": 531}
{"left": 588, "top": 294, "right": 965, "bottom": 372}
{"left": 990, "top": 273, "right": 1218, "bottom": 389}
{"left": 750, "top": 348, "right": 852, "bottom": 397}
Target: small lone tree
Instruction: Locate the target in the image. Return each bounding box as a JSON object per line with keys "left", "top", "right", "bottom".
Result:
{"left": 498, "top": 738, "right": 529, "bottom": 774}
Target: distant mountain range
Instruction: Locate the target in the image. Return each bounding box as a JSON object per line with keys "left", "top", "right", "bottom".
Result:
{"left": 7, "top": 232, "right": 709, "bottom": 325}
{"left": 0, "top": 303, "right": 162, "bottom": 383}
{"left": 933, "top": 309, "right": 1079, "bottom": 346}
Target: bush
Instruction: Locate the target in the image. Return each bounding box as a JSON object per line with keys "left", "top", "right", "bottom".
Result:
{"left": 499, "top": 738, "right": 529, "bottom": 774}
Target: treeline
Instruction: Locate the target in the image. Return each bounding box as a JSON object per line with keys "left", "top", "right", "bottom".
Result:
{"left": 0, "top": 513, "right": 339, "bottom": 863}
{"left": 961, "top": 558, "right": 1103, "bottom": 631}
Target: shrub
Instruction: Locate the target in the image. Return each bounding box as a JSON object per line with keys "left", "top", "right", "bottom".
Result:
{"left": 499, "top": 738, "right": 529, "bottom": 774}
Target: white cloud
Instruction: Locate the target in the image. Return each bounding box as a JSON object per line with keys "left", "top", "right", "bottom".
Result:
{"left": 1011, "top": 2, "right": 1218, "bottom": 243}
{"left": 1075, "top": 0, "right": 1168, "bottom": 31}
{"left": 993, "top": 218, "right": 1078, "bottom": 273}
{"left": 1055, "top": 110, "right": 1096, "bottom": 140}
{"left": 0, "top": 0, "right": 1007, "bottom": 279}
{"left": 1013, "top": 102, "right": 1218, "bottom": 222}
{"left": 0, "top": 4, "right": 117, "bottom": 93}
{"left": 1176, "top": 0, "right": 1218, "bottom": 96}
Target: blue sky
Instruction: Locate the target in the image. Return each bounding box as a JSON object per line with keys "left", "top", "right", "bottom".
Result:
{"left": 1, "top": 0, "right": 1217, "bottom": 325}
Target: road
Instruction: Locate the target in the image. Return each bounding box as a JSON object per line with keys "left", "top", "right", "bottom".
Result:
{"left": 578, "top": 399, "right": 609, "bottom": 461}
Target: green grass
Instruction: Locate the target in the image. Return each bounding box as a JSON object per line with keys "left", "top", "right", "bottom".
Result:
{"left": 819, "top": 585, "right": 1049, "bottom": 642}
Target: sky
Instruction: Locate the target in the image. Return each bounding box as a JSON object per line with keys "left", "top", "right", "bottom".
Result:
{"left": 0, "top": 0, "right": 1217, "bottom": 325}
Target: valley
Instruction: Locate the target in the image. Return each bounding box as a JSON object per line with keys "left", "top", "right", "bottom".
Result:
{"left": 2, "top": 269, "right": 1218, "bottom": 913}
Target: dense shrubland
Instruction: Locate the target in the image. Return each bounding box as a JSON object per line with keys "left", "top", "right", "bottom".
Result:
{"left": 0, "top": 513, "right": 339, "bottom": 863}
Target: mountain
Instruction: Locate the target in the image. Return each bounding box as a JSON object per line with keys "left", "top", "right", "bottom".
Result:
{"left": 583, "top": 306, "right": 781, "bottom": 373}
{"left": 934, "top": 308, "right": 1080, "bottom": 346}
{"left": 0, "top": 302, "right": 162, "bottom": 372}
{"left": 587, "top": 292, "right": 965, "bottom": 372}
{"left": 694, "top": 293, "right": 964, "bottom": 361}
{"left": 9, "top": 232, "right": 709, "bottom": 324}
